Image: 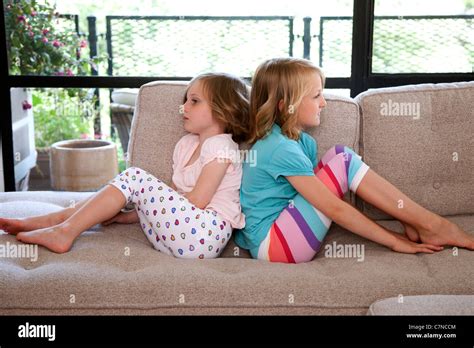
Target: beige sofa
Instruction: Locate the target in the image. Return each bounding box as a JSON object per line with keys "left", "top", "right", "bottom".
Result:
{"left": 1, "top": 81, "right": 473, "bottom": 315}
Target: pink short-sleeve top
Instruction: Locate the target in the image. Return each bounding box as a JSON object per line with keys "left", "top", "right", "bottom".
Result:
{"left": 172, "top": 133, "right": 245, "bottom": 229}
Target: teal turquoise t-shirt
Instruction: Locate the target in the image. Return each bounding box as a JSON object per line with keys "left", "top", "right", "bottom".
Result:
{"left": 234, "top": 123, "right": 317, "bottom": 251}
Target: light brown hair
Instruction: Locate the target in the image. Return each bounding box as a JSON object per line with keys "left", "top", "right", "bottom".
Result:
{"left": 246, "top": 57, "right": 325, "bottom": 144}
{"left": 184, "top": 73, "right": 250, "bottom": 143}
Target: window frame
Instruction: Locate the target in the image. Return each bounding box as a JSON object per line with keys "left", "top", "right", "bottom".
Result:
{"left": 1, "top": 0, "right": 473, "bottom": 191}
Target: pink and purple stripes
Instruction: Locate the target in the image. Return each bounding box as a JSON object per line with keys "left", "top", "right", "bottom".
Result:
{"left": 260, "top": 144, "right": 368, "bottom": 264}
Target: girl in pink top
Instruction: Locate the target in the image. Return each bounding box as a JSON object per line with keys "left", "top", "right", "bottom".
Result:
{"left": 1, "top": 73, "right": 249, "bottom": 259}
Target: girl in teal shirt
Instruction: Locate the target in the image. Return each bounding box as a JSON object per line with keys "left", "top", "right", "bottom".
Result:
{"left": 235, "top": 57, "right": 473, "bottom": 263}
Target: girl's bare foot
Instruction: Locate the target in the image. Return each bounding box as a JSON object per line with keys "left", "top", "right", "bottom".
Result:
{"left": 407, "top": 217, "right": 474, "bottom": 250}
{"left": 0, "top": 212, "right": 67, "bottom": 235}
{"left": 401, "top": 222, "right": 421, "bottom": 243}
{"left": 16, "top": 224, "right": 74, "bottom": 254}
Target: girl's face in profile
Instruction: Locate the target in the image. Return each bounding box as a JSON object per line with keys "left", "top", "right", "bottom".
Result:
{"left": 182, "top": 80, "right": 215, "bottom": 134}
{"left": 297, "top": 73, "right": 327, "bottom": 130}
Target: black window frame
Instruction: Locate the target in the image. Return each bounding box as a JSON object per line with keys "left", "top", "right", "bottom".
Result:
{"left": 1, "top": 0, "right": 473, "bottom": 191}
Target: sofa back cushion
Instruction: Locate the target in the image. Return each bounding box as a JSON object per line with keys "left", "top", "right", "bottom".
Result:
{"left": 305, "top": 94, "right": 361, "bottom": 204}
{"left": 128, "top": 82, "right": 361, "bottom": 203}
{"left": 128, "top": 81, "right": 188, "bottom": 184}
{"left": 355, "top": 81, "right": 474, "bottom": 219}
{"left": 306, "top": 93, "right": 361, "bottom": 161}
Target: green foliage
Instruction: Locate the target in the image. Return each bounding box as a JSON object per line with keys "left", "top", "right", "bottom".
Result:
{"left": 32, "top": 88, "right": 97, "bottom": 148}
{"left": 4, "top": 0, "right": 102, "bottom": 76}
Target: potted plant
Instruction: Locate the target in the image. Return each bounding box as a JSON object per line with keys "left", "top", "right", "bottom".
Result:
{"left": 50, "top": 138, "right": 118, "bottom": 192}
{"left": 30, "top": 89, "right": 98, "bottom": 190}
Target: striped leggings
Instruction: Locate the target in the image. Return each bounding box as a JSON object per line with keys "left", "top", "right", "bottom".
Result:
{"left": 251, "top": 145, "right": 370, "bottom": 264}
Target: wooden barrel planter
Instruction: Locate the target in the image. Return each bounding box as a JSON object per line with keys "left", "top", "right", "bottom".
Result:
{"left": 50, "top": 139, "right": 118, "bottom": 191}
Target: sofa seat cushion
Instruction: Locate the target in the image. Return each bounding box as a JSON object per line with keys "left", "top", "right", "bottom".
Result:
{"left": 367, "top": 295, "right": 474, "bottom": 315}
{"left": 1, "top": 192, "right": 473, "bottom": 315}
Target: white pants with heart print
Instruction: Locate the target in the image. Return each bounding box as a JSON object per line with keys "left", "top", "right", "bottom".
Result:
{"left": 108, "top": 166, "right": 232, "bottom": 259}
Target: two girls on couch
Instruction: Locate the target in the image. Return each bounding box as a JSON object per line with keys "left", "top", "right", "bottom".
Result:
{"left": 2, "top": 59, "right": 473, "bottom": 261}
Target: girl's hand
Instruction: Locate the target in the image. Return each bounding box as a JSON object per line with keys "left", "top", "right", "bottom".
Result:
{"left": 102, "top": 210, "right": 139, "bottom": 225}
{"left": 390, "top": 237, "right": 443, "bottom": 254}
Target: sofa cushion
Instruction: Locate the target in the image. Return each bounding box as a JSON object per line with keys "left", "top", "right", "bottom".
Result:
{"left": 367, "top": 295, "right": 474, "bottom": 315}
{"left": 356, "top": 82, "right": 474, "bottom": 219}
{"left": 1, "top": 192, "right": 473, "bottom": 315}
{"left": 305, "top": 93, "right": 361, "bottom": 160}
{"left": 128, "top": 82, "right": 361, "bottom": 204}
{"left": 0, "top": 191, "right": 95, "bottom": 213}
{"left": 127, "top": 81, "right": 188, "bottom": 186}
{"left": 306, "top": 93, "right": 362, "bottom": 205}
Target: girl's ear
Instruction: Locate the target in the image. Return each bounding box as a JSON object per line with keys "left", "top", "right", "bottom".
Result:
{"left": 278, "top": 99, "right": 284, "bottom": 113}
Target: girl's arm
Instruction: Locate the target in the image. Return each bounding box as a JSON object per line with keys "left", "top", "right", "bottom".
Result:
{"left": 184, "top": 159, "right": 232, "bottom": 209}
{"left": 286, "top": 175, "right": 441, "bottom": 254}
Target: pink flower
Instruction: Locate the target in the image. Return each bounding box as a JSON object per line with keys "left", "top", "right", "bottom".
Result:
{"left": 66, "top": 68, "right": 74, "bottom": 76}
{"left": 31, "top": 11, "right": 37, "bottom": 17}
{"left": 28, "top": 31, "right": 34, "bottom": 38}
{"left": 42, "top": 37, "right": 48, "bottom": 43}
{"left": 53, "top": 40, "right": 61, "bottom": 48}
{"left": 17, "top": 15, "right": 26, "bottom": 22}
{"left": 94, "top": 133, "right": 103, "bottom": 139}
{"left": 42, "top": 29, "right": 49, "bottom": 35}
{"left": 80, "top": 40, "right": 87, "bottom": 48}
{"left": 80, "top": 133, "right": 89, "bottom": 139}
{"left": 22, "top": 100, "right": 32, "bottom": 110}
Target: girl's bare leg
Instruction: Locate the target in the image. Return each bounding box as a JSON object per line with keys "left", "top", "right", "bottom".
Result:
{"left": 16, "top": 185, "right": 126, "bottom": 253}
{"left": 356, "top": 169, "right": 474, "bottom": 249}
{"left": 0, "top": 196, "right": 94, "bottom": 234}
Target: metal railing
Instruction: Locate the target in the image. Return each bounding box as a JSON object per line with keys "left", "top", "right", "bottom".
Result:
{"left": 105, "top": 16, "right": 295, "bottom": 77}
{"left": 17, "top": 14, "right": 474, "bottom": 77}
{"left": 320, "top": 15, "right": 473, "bottom": 75}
